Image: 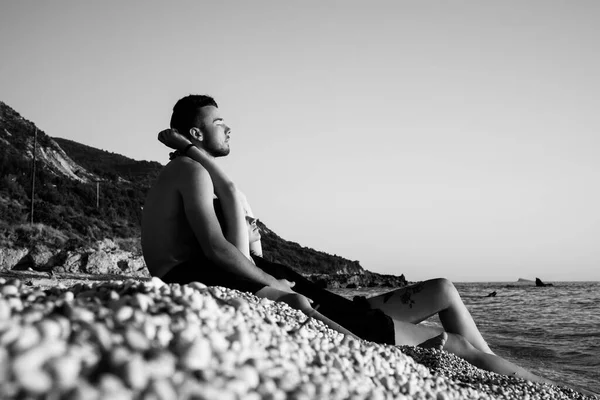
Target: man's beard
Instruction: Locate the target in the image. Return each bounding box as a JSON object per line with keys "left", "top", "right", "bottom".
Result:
{"left": 206, "top": 143, "right": 230, "bottom": 157}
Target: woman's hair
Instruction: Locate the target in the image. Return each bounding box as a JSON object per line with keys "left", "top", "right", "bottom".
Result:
{"left": 170, "top": 95, "right": 218, "bottom": 139}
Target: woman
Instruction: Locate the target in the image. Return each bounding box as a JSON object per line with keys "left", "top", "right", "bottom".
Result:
{"left": 158, "top": 128, "right": 556, "bottom": 386}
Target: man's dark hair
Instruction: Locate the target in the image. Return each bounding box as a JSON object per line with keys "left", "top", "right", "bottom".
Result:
{"left": 170, "top": 95, "right": 218, "bottom": 138}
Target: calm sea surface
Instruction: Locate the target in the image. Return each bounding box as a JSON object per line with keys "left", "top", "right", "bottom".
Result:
{"left": 332, "top": 281, "right": 600, "bottom": 394}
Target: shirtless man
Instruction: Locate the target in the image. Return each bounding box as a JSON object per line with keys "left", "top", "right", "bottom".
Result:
{"left": 141, "top": 95, "right": 312, "bottom": 295}
{"left": 141, "top": 95, "right": 270, "bottom": 285}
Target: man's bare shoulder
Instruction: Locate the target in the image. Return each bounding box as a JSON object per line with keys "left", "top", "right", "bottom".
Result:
{"left": 145, "top": 157, "right": 212, "bottom": 204}
{"left": 161, "top": 157, "right": 215, "bottom": 203}
{"left": 167, "top": 155, "right": 207, "bottom": 172}
{"left": 162, "top": 157, "right": 211, "bottom": 183}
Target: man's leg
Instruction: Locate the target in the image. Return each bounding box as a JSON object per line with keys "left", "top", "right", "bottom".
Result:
{"left": 366, "top": 278, "right": 494, "bottom": 354}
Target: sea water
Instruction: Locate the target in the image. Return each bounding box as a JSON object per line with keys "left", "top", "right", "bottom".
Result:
{"left": 332, "top": 281, "right": 600, "bottom": 394}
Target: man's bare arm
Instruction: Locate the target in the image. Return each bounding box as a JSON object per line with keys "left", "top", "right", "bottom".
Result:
{"left": 177, "top": 160, "right": 293, "bottom": 291}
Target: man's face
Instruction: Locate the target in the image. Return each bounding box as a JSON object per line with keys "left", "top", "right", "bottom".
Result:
{"left": 197, "top": 106, "right": 231, "bottom": 157}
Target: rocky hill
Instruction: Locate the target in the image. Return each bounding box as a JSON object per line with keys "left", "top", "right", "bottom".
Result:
{"left": 0, "top": 100, "right": 406, "bottom": 288}
{"left": 0, "top": 101, "right": 154, "bottom": 241}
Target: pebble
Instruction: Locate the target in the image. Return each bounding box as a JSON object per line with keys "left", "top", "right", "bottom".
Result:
{"left": 180, "top": 336, "right": 212, "bottom": 370}
{"left": 146, "top": 378, "right": 177, "bottom": 400}
{"left": 123, "top": 353, "right": 148, "bottom": 390}
{"left": 114, "top": 305, "right": 134, "bottom": 322}
{"left": 0, "top": 278, "right": 594, "bottom": 400}
{"left": 11, "top": 325, "right": 41, "bottom": 352}
{"left": 0, "top": 298, "right": 11, "bottom": 320}
{"left": 1, "top": 284, "right": 18, "bottom": 296}
{"left": 145, "top": 350, "right": 176, "bottom": 379}
{"left": 124, "top": 326, "right": 150, "bottom": 351}
{"left": 48, "top": 354, "right": 81, "bottom": 390}
{"left": 36, "top": 318, "right": 62, "bottom": 340}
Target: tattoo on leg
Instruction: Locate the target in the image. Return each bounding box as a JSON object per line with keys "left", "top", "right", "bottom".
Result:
{"left": 399, "top": 281, "right": 425, "bottom": 308}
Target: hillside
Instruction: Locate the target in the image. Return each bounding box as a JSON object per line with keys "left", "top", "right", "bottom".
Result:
{"left": 0, "top": 101, "right": 149, "bottom": 243}
{"left": 258, "top": 222, "right": 363, "bottom": 276}
{"left": 52, "top": 137, "right": 162, "bottom": 187}
{"left": 0, "top": 100, "right": 379, "bottom": 281}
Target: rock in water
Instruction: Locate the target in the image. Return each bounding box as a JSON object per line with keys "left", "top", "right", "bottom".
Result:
{"left": 535, "top": 278, "right": 554, "bottom": 287}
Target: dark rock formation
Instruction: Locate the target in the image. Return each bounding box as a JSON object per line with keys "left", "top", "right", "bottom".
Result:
{"left": 535, "top": 278, "right": 554, "bottom": 287}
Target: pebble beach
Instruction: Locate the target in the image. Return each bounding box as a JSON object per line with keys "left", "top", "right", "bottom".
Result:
{"left": 0, "top": 276, "right": 595, "bottom": 400}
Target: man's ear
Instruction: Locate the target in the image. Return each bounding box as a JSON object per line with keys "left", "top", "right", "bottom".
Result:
{"left": 189, "top": 127, "right": 203, "bottom": 142}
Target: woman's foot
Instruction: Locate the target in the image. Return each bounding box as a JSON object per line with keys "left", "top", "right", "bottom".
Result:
{"left": 417, "top": 332, "right": 448, "bottom": 350}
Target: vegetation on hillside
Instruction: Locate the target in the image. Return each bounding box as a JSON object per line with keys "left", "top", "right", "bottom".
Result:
{"left": 0, "top": 221, "right": 68, "bottom": 249}
{"left": 0, "top": 102, "right": 159, "bottom": 248}
{"left": 259, "top": 224, "right": 363, "bottom": 275}
{"left": 53, "top": 138, "right": 162, "bottom": 187}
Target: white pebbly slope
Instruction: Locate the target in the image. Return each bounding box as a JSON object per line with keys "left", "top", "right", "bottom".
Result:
{"left": 0, "top": 277, "right": 594, "bottom": 400}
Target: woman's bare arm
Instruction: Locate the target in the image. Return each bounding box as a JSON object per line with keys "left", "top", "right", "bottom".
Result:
{"left": 158, "top": 129, "right": 251, "bottom": 259}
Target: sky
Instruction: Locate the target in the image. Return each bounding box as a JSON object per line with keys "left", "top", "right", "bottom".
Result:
{"left": 1, "top": 1, "right": 599, "bottom": 282}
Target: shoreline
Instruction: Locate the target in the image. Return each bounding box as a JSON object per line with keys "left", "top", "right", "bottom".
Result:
{"left": 1, "top": 275, "right": 596, "bottom": 399}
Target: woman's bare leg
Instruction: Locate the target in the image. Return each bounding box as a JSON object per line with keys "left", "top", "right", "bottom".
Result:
{"left": 367, "top": 278, "right": 494, "bottom": 354}
{"left": 391, "top": 319, "right": 555, "bottom": 385}
{"left": 444, "top": 332, "right": 555, "bottom": 385}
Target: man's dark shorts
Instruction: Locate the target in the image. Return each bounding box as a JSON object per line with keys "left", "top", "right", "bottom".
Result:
{"left": 160, "top": 256, "right": 395, "bottom": 345}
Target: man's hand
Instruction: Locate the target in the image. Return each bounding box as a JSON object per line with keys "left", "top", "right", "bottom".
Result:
{"left": 270, "top": 279, "right": 296, "bottom": 294}
{"left": 158, "top": 128, "right": 191, "bottom": 151}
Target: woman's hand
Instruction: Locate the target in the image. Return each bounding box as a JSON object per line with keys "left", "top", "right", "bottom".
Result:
{"left": 158, "top": 128, "right": 191, "bottom": 151}
{"left": 270, "top": 279, "right": 296, "bottom": 294}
